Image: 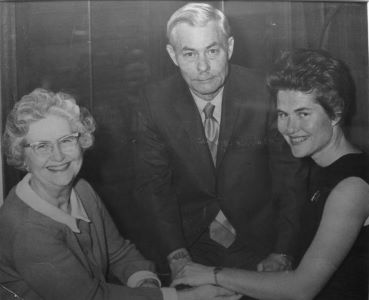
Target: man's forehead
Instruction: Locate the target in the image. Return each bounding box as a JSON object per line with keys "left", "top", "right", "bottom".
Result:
{"left": 171, "top": 20, "right": 220, "bottom": 34}
{"left": 170, "top": 22, "right": 225, "bottom": 48}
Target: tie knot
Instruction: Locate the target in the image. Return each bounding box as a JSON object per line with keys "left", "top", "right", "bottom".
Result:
{"left": 203, "top": 103, "right": 215, "bottom": 119}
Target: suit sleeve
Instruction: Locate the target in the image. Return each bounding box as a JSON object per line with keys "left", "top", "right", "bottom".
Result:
{"left": 134, "top": 90, "right": 186, "bottom": 259}
{"left": 267, "top": 98, "right": 309, "bottom": 257}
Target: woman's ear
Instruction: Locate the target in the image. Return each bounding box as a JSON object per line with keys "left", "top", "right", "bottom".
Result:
{"left": 331, "top": 111, "right": 342, "bottom": 126}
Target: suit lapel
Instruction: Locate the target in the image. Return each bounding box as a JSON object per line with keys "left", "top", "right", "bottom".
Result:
{"left": 172, "top": 87, "right": 202, "bottom": 143}
{"left": 171, "top": 81, "right": 216, "bottom": 174}
{"left": 217, "top": 77, "right": 242, "bottom": 167}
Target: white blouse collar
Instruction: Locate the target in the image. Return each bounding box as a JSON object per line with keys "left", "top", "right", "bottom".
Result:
{"left": 15, "top": 173, "right": 90, "bottom": 233}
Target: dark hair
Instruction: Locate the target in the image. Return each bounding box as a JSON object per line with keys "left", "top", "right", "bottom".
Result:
{"left": 267, "top": 49, "right": 356, "bottom": 126}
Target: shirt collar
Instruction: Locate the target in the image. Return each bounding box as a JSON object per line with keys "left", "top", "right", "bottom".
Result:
{"left": 15, "top": 173, "right": 90, "bottom": 233}
{"left": 191, "top": 87, "right": 223, "bottom": 123}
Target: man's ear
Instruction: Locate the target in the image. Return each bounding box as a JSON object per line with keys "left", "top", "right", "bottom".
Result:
{"left": 227, "top": 36, "right": 234, "bottom": 60}
{"left": 166, "top": 44, "right": 178, "bottom": 66}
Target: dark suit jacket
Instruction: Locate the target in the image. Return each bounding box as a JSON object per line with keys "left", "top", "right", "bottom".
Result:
{"left": 135, "top": 64, "right": 307, "bottom": 261}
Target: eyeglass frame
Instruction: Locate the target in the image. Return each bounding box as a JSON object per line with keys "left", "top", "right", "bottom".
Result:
{"left": 24, "top": 132, "right": 81, "bottom": 157}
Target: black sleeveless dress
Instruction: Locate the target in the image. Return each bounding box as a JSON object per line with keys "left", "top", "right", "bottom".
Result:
{"left": 299, "top": 153, "right": 369, "bottom": 300}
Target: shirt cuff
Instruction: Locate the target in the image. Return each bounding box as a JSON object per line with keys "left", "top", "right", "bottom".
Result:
{"left": 126, "top": 270, "right": 161, "bottom": 287}
{"left": 161, "top": 287, "right": 178, "bottom": 300}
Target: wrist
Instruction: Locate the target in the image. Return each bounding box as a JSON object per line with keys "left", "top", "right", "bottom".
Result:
{"left": 213, "top": 266, "right": 222, "bottom": 285}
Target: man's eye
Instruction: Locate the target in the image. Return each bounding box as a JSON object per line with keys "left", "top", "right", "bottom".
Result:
{"left": 277, "top": 112, "right": 287, "bottom": 119}
{"left": 208, "top": 48, "right": 219, "bottom": 55}
{"left": 299, "top": 112, "right": 310, "bottom": 118}
{"left": 183, "top": 52, "right": 194, "bottom": 57}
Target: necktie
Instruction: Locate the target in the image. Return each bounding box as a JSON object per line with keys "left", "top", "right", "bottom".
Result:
{"left": 203, "top": 102, "right": 219, "bottom": 164}
{"left": 209, "top": 217, "right": 236, "bottom": 248}
{"left": 203, "top": 103, "right": 236, "bottom": 248}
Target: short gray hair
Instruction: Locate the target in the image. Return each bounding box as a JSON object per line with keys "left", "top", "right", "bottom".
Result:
{"left": 167, "top": 2, "right": 231, "bottom": 45}
{"left": 3, "top": 88, "right": 96, "bottom": 171}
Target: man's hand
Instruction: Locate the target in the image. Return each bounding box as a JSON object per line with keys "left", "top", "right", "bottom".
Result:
{"left": 171, "top": 262, "right": 214, "bottom": 287}
{"left": 138, "top": 278, "right": 160, "bottom": 288}
{"left": 177, "top": 285, "right": 242, "bottom": 300}
{"left": 168, "top": 248, "right": 192, "bottom": 280}
{"left": 257, "top": 253, "right": 293, "bottom": 272}
{"left": 170, "top": 258, "right": 190, "bottom": 280}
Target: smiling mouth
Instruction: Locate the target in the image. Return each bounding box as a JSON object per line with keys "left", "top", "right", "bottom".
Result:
{"left": 47, "top": 163, "right": 70, "bottom": 172}
{"left": 289, "top": 136, "right": 309, "bottom": 145}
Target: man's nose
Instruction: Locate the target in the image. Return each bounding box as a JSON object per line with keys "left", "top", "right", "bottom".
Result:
{"left": 197, "top": 53, "right": 210, "bottom": 72}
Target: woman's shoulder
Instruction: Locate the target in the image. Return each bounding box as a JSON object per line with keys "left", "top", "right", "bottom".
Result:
{"left": 74, "top": 178, "right": 102, "bottom": 208}
{"left": 332, "top": 152, "right": 368, "bottom": 169}
{"left": 1, "top": 188, "right": 32, "bottom": 227}
{"left": 327, "top": 176, "right": 369, "bottom": 221}
{"left": 331, "top": 176, "right": 369, "bottom": 203}
{"left": 336, "top": 174, "right": 369, "bottom": 192}
{"left": 0, "top": 190, "right": 60, "bottom": 250}
{"left": 74, "top": 177, "right": 94, "bottom": 191}
{"left": 324, "top": 152, "right": 369, "bottom": 187}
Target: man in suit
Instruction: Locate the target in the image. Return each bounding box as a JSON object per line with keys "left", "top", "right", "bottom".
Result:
{"left": 134, "top": 2, "right": 307, "bottom": 283}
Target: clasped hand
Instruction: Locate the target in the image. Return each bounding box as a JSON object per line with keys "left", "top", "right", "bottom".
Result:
{"left": 171, "top": 262, "right": 214, "bottom": 287}
{"left": 256, "top": 253, "right": 293, "bottom": 272}
{"left": 171, "top": 253, "right": 292, "bottom": 287}
{"left": 172, "top": 263, "right": 241, "bottom": 300}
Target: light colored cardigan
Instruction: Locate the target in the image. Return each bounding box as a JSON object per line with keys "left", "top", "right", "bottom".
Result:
{"left": 0, "top": 178, "right": 163, "bottom": 300}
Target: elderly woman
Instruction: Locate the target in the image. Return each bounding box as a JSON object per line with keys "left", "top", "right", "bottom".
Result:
{"left": 172, "top": 49, "right": 369, "bottom": 300}
{"left": 0, "top": 88, "right": 239, "bottom": 300}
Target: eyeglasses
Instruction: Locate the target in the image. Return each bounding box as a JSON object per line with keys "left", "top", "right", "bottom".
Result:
{"left": 24, "top": 132, "right": 80, "bottom": 157}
